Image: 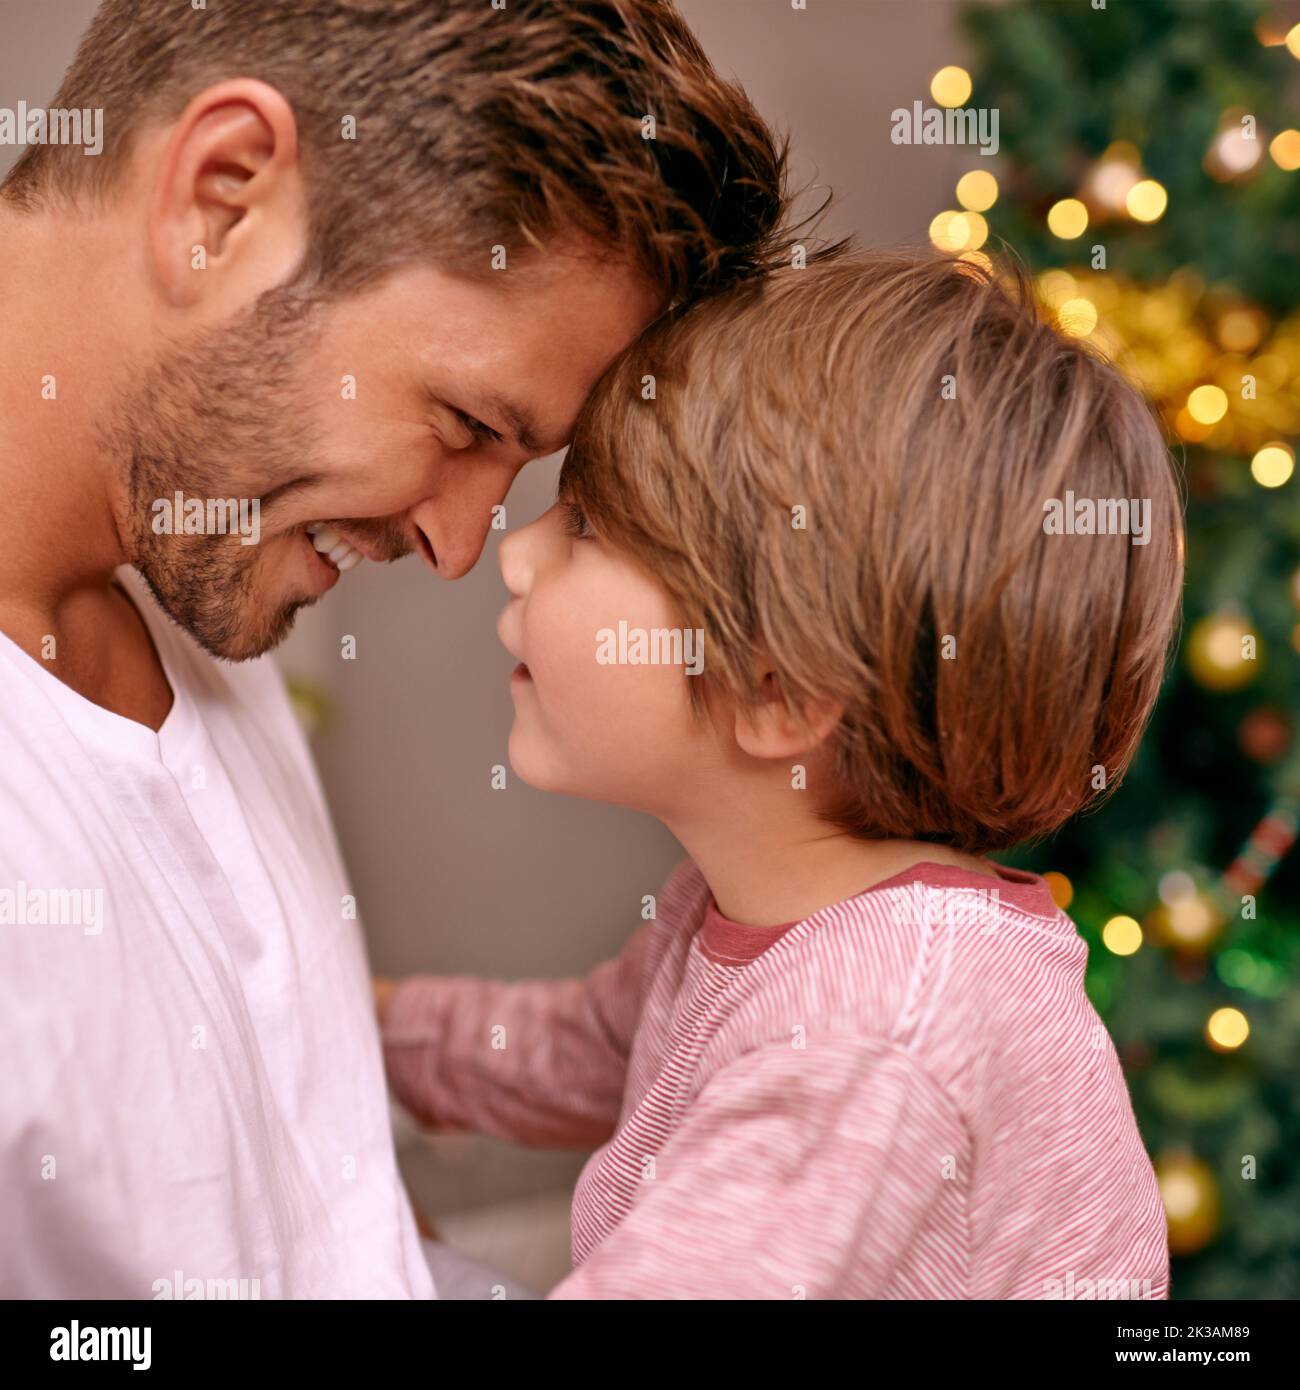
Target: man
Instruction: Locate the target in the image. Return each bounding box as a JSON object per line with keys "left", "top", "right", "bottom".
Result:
{"left": 0, "top": 0, "right": 790, "bottom": 1296}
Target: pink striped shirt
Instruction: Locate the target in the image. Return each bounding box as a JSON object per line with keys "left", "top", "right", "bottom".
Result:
{"left": 382, "top": 858, "right": 1170, "bottom": 1299}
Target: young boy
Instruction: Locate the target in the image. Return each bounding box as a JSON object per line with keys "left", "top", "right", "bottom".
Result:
{"left": 377, "top": 250, "right": 1182, "bottom": 1299}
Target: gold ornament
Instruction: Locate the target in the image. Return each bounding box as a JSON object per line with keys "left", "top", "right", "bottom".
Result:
{"left": 1155, "top": 1151, "right": 1221, "bottom": 1256}
{"left": 1185, "top": 612, "right": 1260, "bottom": 691}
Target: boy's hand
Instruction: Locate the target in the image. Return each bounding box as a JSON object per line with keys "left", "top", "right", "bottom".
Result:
{"left": 373, "top": 974, "right": 445, "bottom": 1239}
{"left": 373, "top": 975, "right": 400, "bottom": 1024}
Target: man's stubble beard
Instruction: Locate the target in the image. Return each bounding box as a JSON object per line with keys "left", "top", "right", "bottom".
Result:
{"left": 113, "top": 293, "right": 327, "bottom": 662}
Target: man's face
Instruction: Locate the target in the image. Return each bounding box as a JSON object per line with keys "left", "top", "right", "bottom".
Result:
{"left": 117, "top": 248, "right": 662, "bottom": 660}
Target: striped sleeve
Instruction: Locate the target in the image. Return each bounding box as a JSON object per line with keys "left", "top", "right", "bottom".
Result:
{"left": 550, "top": 1033, "right": 971, "bottom": 1299}
{"left": 380, "top": 923, "right": 654, "bottom": 1149}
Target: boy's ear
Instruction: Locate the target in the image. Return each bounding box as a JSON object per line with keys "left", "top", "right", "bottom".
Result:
{"left": 732, "top": 663, "right": 844, "bottom": 761}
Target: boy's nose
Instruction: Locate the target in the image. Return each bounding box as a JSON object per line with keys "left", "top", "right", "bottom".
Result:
{"left": 498, "top": 526, "right": 532, "bottom": 598}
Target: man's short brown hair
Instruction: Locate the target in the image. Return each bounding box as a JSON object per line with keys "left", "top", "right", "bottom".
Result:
{"left": 4, "top": 0, "right": 799, "bottom": 299}
{"left": 562, "top": 250, "right": 1185, "bottom": 853}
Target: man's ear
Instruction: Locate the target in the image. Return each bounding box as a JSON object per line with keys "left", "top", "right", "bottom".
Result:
{"left": 148, "top": 79, "right": 307, "bottom": 309}
{"left": 733, "top": 662, "right": 845, "bottom": 761}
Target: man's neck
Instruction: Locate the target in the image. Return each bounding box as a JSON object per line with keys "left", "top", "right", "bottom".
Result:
{"left": 0, "top": 205, "right": 127, "bottom": 616}
{"left": 0, "top": 202, "right": 171, "bottom": 727}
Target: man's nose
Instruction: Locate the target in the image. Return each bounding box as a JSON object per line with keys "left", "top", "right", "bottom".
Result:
{"left": 409, "top": 458, "right": 525, "bottom": 580}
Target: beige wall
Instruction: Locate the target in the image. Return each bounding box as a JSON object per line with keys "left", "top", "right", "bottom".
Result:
{"left": 1, "top": 0, "right": 971, "bottom": 982}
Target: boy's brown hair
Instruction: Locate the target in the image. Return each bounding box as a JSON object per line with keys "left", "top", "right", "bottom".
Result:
{"left": 3, "top": 0, "right": 797, "bottom": 300}
{"left": 562, "top": 250, "right": 1185, "bottom": 853}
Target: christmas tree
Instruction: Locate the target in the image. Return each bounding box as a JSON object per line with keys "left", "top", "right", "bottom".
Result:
{"left": 943, "top": 0, "right": 1300, "bottom": 1298}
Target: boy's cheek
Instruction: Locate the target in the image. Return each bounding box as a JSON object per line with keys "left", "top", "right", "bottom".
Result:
{"left": 541, "top": 663, "right": 647, "bottom": 748}
{"left": 515, "top": 661, "right": 694, "bottom": 801}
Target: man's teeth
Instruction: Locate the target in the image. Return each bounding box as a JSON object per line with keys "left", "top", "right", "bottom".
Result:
{"left": 305, "top": 523, "right": 364, "bottom": 573}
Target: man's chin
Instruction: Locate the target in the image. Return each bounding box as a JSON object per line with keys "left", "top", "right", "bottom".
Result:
{"left": 198, "top": 593, "right": 319, "bottom": 663}
{"left": 136, "top": 563, "right": 318, "bottom": 663}
{"left": 130, "top": 528, "right": 339, "bottom": 661}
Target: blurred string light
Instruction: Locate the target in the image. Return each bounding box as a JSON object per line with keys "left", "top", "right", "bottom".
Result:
{"left": 928, "top": 169, "right": 998, "bottom": 257}
{"left": 955, "top": 169, "right": 998, "bottom": 211}
{"left": 1047, "top": 197, "right": 1088, "bottom": 239}
{"left": 928, "top": 207, "right": 988, "bottom": 253}
{"left": 1204, "top": 110, "right": 1262, "bottom": 181}
{"left": 961, "top": 212, "right": 989, "bottom": 249}
{"left": 1050, "top": 145, "right": 1167, "bottom": 235}
{"left": 1188, "top": 384, "right": 1229, "bottom": 424}
{"left": 1037, "top": 269, "right": 1079, "bottom": 307}
{"left": 1057, "top": 297, "right": 1098, "bottom": 338}
{"left": 929, "top": 209, "right": 969, "bottom": 252}
{"left": 1126, "top": 178, "right": 1168, "bottom": 222}
{"left": 1205, "top": 1006, "right": 1250, "bottom": 1052}
{"left": 1251, "top": 442, "right": 1295, "bottom": 487}
{"left": 1217, "top": 305, "right": 1268, "bottom": 352}
{"left": 1287, "top": 23, "right": 1300, "bottom": 58}
{"left": 1083, "top": 140, "right": 1142, "bottom": 216}
{"left": 958, "top": 249, "right": 993, "bottom": 275}
{"left": 1102, "top": 915, "right": 1143, "bottom": 956}
{"left": 1270, "top": 129, "right": 1300, "bottom": 170}
{"left": 930, "top": 64, "right": 972, "bottom": 107}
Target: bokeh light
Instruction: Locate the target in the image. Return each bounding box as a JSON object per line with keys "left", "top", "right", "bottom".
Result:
{"left": 1206, "top": 1007, "right": 1250, "bottom": 1052}
{"left": 1270, "top": 129, "right": 1300, "bottom": 170}
{"left": 1187, "top": 384, "right": 1228, "bottom": 424}
{"left": 1047, "top": 198, "right": 1088, "bottom": 239}
{"left": 1126, "top": 179, "right": 1168, "bottom": 222}
{"left": 1102, "top": 915, "right": 1143, "bottom": 956}
{"left": 930, "top": 65, "right": 972, "bottom": 107}
{"left": 929, "top": 209, "right": 970, "bottom": 253}
{"left": 955, "top": 169, "right": 998, "bottom": 212}
{"left": 1251, "top": 443, "right": 1295, "bottom": 488}
{"left": 1057, "top": 297, "right": 1098, "bottom": 338}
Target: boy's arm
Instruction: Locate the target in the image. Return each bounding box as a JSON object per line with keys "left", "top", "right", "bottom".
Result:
{"left": 547, "top": 1034, "right": 970, "bottom": 1299}
{"left": 378, "top": 921, "right": 655, "bottom": 1149}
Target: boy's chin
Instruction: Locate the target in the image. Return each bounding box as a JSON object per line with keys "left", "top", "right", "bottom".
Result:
{"left": 506, "top": 727, "right": 639, "bottom": 809}
{"left": 505, "top": 725, "right": 566, "bottom": 795}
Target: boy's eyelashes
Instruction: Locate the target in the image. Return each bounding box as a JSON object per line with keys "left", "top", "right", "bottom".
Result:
{"left": 559, "top": 499, "right": 595, "bottom": 541}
